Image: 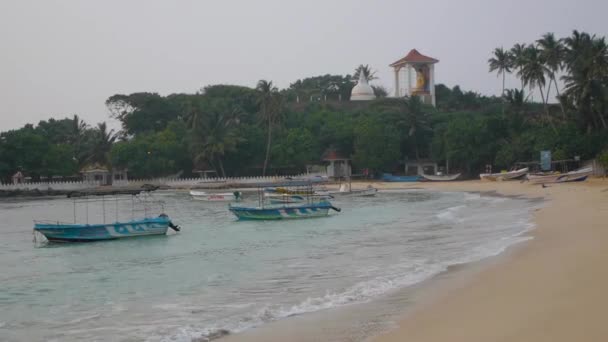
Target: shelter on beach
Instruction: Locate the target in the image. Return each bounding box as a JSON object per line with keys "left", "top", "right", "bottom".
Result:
{"left": 81, "top": 164, "right": 127, "bottom": 186}
{"left": 12, "top": 171, "right": 24, "bottom": 185}
{"left": 390, "top": 49, "right": 439, "bottom": 106}
{"left": 322, "top": 149, "right": 352, "bottom": 179}
{"left": 404, "top": 159, "right": 438, "bottom": 176}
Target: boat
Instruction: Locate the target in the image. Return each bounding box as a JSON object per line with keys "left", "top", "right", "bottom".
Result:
{"left": 479, "top": 167, "right": 528, "bottom": 181}
{"left": 527, "top": 167, "right": 593, "bottom": 184}
{"left": 190, "top": 190, "right": 242, "bottom": 202}
{"left": 330, "top": 184, "right": 378, "bottom": 197}
{"left": 230, "top": 181, "right": 340, "bottom": 220}
{"left": 229, "top": 201, "right": 341, "bottom": 220}
{"left": 33, "top": 188, "right": 179, "bottom": 243}
{"left": 420, "top": 173, "right": 461, "bottom": 182}
{"left": 381, "top": 173, "right": 421, "bottom": 182}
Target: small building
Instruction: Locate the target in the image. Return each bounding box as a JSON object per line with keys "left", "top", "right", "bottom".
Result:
{"left": 404, "top": 159, "right": 438, "bottom": 176}
{"left": 390, "top": 49, "right": 439, "bottom": 106}
{"left": 322, "top": 149, "right": 352, "bottom": 179}
{"left": 12, "top": 171, "right": 24, "bottom": 185}
{"left": 81, "top": 164, "right": 127, "bottom": 186}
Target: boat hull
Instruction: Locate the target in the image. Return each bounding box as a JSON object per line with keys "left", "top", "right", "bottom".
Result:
{"left": 480, "top": 168, "right": 528, "bottom": 181}
{"left": 330, "top": 187, "right": 378, "bottom": 197}
{"left": 528, "top": 168, "right": 593, "bottom": 184}
{"left": 34, "top": 217, "right": 171, "bottom": 242}
{"left": 381, "top": 173, "right": 421, "bottom": 182}
{"left": 229, "top": 202, "right": 335, "bottom": 220}
{"left": 190, "top": 191, "right": 240, "bottom": 202}
{"left": 421, "top": 173, "right": 461, "bottom": 181}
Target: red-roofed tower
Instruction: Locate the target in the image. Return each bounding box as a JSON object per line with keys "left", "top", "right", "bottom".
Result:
{"left": 390, "top": 49, "right": 439, "bottom": 106}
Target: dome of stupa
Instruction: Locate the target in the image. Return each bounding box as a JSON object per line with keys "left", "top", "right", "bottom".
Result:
{"left": 350, "top": 71, "right": 376, "bottom": 101}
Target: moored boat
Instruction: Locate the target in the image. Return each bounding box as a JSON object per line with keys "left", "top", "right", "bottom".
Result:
{"left": 230, "top": 180, "right": 340, "bottom": 220}
{"left": 229, "top": 201, "right": 340, "bottom": 220}
{"left": 480, "top": 167, "right": 528, "bottom": 181}
{"left": 190, "top": 190, "right": 242, "bottom": 201}
{"left": 34, "top": 216, "right": 176, "bottom": 242}
{"left": 33, "top": 188, "right": 179, "bottom": 243}
{"left": 421, "top": 173, "right": 461, "bottom": 182}
{"left": 330, "top": 184, "right": 378, "bottom": 197}
{"left": 527, "top": 167, "right": 593, "bottom": 184}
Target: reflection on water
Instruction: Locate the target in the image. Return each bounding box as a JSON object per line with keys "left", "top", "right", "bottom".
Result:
{"left": 0, "top": 190, "right": 536, "bottom": 342}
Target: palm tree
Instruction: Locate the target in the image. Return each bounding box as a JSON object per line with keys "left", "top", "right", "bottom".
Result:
{"left": 256, "top": 80, "right": 282, "bottom": 176}
{"left": 488, "top": 47, "right": 512, "bottom": 114}
{"left": 381, "top": 96, "right": 431, "bottom": 162}
{"left": 537, "top": 32, "right": 566, "bottom": 117}
{"left": 510, "top": 43, "right": 528, "bottom": 91}
{"left": 519, "top": 46, "right": 555, "bottom": 130}
{"left": 562, "top": 32, "right": 608, "bottom": 130}
{"left": 353, "top": 64, "right": 378, "bottom": 82}
{"left": 189, "top": 99, "right": 243, "bottom": 177}
{"left": 88, "top": 122, "right": 116, "bottom": 166}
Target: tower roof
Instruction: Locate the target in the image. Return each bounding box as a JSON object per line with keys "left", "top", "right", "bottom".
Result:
{"left": 390, "top": 49, "right": 439, "bottom": 67}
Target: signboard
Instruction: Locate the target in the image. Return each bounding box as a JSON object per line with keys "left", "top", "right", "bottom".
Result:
{"left": 540, "top": 151, "right": 552, "bottom": 171}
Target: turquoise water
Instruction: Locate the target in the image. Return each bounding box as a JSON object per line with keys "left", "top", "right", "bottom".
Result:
{"left": 0, "top": 190, "right": 536, "bottom": 341}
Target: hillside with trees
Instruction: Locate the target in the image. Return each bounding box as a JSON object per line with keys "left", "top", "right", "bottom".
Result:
{"left": 1, "top": 30, "right": 607, "bottom": 182}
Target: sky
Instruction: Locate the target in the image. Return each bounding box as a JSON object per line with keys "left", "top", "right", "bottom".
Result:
{"left": 1, "top": 0, "right": 607, "bottom": 131}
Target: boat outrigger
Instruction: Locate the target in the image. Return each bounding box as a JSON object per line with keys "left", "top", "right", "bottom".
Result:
{"left": 34, "top": 187, "right": 179, "bottom": 243}
{"left": 229, "top": 181, "right": 341, "bottom": 220}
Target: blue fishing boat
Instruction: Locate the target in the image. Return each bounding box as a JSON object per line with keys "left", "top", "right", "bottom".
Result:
{"left": 229, "top": 181, "right": 341, "bottom": 220}
{"left": 33, "top": 187, "right": 180, "bottom": 243}
{"left": 229, "top": 201, "right": 340, "bottom": 220}
{"left": 381, "top": 173, "right": 421, "bottom": 182}
{"left": 34, "top": 216, "right": 175, "bottom": 242}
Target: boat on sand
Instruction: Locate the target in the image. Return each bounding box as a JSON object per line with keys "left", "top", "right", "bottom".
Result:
{"left": 480, "top": 168, "right": 528, "bottom": 181}
{"left": 421, "top": 173, "right": 461, "bottom": 181}
{"left": 527, "top": 167, "right": 593, "bottom": 184}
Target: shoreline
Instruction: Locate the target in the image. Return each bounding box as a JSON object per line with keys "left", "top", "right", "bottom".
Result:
{"left": 373, "top": 178, "right": 608, "bottom": 342}
{"left": 218, "top": 179, "right": 608, "bottom": 342}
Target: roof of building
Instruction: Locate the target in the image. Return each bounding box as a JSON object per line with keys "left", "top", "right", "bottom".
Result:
{"left": 390, "top": 49, "right": 439, "bottom": 67}
{"left": 322, "top": 149, "right": 350, "bottom": 161}
{"left": 81, "top": 163, "right": 110, "bottom": 174}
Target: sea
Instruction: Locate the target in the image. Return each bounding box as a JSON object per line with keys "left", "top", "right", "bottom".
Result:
{"left": 0, "top": 189, "right": 539, "bottom": 342}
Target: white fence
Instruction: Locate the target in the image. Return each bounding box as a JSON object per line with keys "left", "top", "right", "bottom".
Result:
{"left": 0, "top": 174, "right": 328, "bottom": 192}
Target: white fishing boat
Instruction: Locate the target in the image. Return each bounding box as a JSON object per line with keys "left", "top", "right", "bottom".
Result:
{"left": 330, "top": 184, "right": 378, "bottom": 197}
{"left": 421, "top": 173, "right": 461, "bottom": 181}
{"left": 527, "top": 167, "right": 593, "bottom": 184}
{"left": 190, "top": 190, "right": 242, "bottom": 202}
{"left": 480, "top": 167, "right": 528, "bottom": 181}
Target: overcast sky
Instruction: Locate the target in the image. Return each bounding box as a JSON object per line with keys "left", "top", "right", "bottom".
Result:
{"left": 1, "top": 0, "right": 607, "bottom": 131}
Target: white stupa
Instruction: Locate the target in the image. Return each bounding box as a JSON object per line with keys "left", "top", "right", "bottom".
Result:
{"left": 350, "top": 71, "right": 376, "bottom": 101}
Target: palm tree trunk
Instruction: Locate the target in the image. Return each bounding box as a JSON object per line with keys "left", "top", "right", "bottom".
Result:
{"left": 552, "top": 77, "right": 566, "bottom": 119}
{"left": 501, "top": 72, "right": 505, "bottom": 115}
{"left": 218, "top": 158, "right": 226, "bottom": 178}
{"left": 262, "top": 121, "right": 272, "bottom": 176}
{"left": 539, "top": 86, "right": 556, "bottom": 133}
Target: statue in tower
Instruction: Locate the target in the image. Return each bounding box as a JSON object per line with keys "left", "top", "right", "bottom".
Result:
{"left": 415, "top": 66, "right": 427, "bottom": 92}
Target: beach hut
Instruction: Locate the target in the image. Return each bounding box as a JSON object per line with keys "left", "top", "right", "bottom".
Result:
{"left": 322, "top": 149, "right": 351, "bottom": 179}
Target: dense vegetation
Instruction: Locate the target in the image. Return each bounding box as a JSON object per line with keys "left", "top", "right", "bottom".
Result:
{"left": 1, "top": 31, "right": 607, "bottom": 182}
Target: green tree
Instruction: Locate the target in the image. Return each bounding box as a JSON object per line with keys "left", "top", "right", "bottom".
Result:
{"left": 352, "top": 115, "right": 400, "bottom": 172}
{"left": 488, "top": 47, "right": 512, "bottom": 114}
{"left": 256, "top": 80, "right": 282, "bottom": 176}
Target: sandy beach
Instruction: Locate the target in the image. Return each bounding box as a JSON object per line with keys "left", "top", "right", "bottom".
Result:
{"left": 373, "top": 178, "right": 608, "bottom": 342}
{"left": 220, "top": 178, "right": 608, "bottom": 342}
